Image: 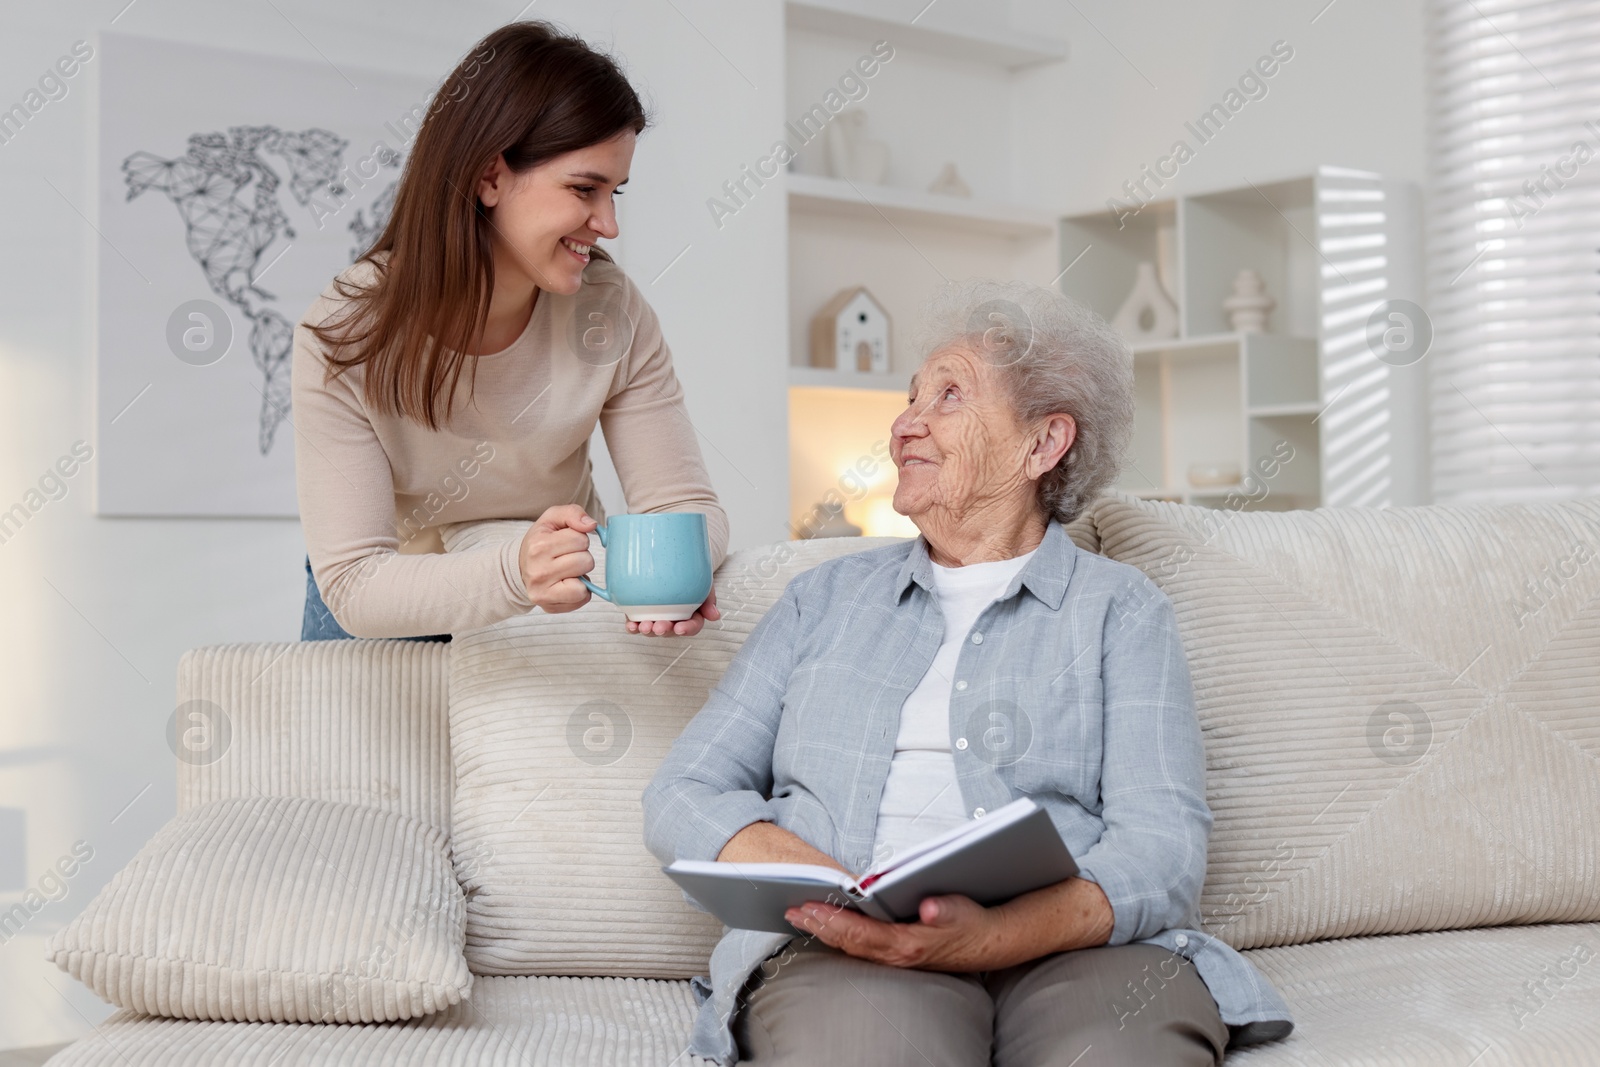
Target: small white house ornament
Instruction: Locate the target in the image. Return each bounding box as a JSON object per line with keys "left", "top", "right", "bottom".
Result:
{"left": 810, "top": 286, "right": 891, "bottom": 373}
{"left": 1222, "top": 268, "right": 1275, "bottom": 333}
{"left": 1112, "top": 262, "right": 1179, "bottom": 342}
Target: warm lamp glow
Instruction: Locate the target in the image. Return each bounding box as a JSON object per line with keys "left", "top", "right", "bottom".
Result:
{"left": 789, "top": 385, "right": 905, "bottom": 538}
{"left": 854, "top": 494, "right": 919, "bottom": 539}
{"left": 839, "top": 457, "right": 895, "bottom": 496}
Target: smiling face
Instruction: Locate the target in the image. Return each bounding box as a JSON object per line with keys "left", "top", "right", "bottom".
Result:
{"left": 890, "top": 345, "right": 1036, "bottom": 524}
{"left": 890, "top": 343, "right": 1078, "bottom": 554}
{"left": 475, "top": 129, "right": 635, "bottom": 296}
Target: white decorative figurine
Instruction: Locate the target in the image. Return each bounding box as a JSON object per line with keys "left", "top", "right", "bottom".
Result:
{"left": 1112, "top": 262, "right": 1179, "bottom": 342}
{"left": 809, "top": 286, "right": 891, "bottom": 374}
{"left": 1223, "top": 268, "right": 1276, "bottom": 334}
{"left": 802, "top": 500, "right": 863, "bottom": 539}
{"left": 928, "top": 162, "right": 972, "bottom": 198}
{"left": 824, "top": 111, "right": 890, "bottom": 185}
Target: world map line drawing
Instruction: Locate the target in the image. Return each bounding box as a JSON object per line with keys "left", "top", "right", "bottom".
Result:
{"left": 123, "top": 124, "right": 401, "bottom": 454}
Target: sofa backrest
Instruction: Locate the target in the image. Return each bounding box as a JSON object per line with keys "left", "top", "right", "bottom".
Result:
{"left": 175, "top": 495, "right": 1599, "bottom": 972}
{"left": 1089, "top": 493, "right": 1600, "bottom": 949}
{"left": 176, "top": 640, "right": 452, "bottom": 836}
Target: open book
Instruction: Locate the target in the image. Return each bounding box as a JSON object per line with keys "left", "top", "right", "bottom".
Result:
{"left": 662, "top": 797, "right": 1078, "bottom": 934}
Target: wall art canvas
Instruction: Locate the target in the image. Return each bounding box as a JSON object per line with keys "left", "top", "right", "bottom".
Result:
{"left": 96, "top": 31, "right": 438, "bottom": 515}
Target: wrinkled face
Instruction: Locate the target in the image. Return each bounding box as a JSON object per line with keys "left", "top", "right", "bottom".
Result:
{"left": 477, "top": 129, "right": 635, "bottom": 296}
{"left": 889, "top": 344, "right": 1036, "bottom": 524}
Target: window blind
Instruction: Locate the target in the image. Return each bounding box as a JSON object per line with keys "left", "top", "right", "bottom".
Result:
{"left": 1427, "top": 0, "right": 1600, "bottom": 502}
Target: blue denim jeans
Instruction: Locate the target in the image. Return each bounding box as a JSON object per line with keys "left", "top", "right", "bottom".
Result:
{"left": 302, "top": 557, "right": 450, "bottom": 642}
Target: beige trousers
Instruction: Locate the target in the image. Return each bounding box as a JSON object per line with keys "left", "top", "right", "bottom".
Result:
{"left": 733, "top": 938, "right": 1229, "bottom": 1067}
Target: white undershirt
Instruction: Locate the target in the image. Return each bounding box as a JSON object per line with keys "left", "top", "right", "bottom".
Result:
{"left": 870, "top": 547, "right": 1037, "bottom": 867}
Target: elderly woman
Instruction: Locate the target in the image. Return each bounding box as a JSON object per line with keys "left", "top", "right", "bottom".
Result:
{"left": 643, "top": 280, "right": 1293, "bottom": 1066}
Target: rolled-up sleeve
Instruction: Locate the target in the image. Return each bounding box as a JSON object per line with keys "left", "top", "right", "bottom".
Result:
{"left": 1073, "top": 578, "right": 1212, "bottom": 945}
{"left": 642, "top": 577, "right": 806, "bottom": 865}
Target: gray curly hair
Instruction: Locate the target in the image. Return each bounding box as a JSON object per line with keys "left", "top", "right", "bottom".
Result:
{"left": 913, "top": 279, "right": 1135, "bottom": 526}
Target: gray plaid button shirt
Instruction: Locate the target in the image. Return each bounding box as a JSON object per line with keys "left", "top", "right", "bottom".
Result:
{"left": 644, "top": 519, "right": 1293, "bottom": 1065}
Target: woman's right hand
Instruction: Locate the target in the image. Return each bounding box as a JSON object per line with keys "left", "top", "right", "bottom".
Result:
{"left": 520, "top": 504, "right": 599, "bottom": 614}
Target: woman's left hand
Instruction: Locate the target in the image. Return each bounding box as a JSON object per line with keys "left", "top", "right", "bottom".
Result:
{"left": 627, "top": 589, "right": 721, "bottom": 637}
{"left": 784, "top": 894, "right": 1012, "bottom": 972}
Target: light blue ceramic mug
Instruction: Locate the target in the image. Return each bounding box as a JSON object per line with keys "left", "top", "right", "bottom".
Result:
{"left": 578, "top": 512, "right": 713, "bottom": 622}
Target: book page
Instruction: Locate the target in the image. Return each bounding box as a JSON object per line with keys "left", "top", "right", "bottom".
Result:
{"left": 862, "top": 797, "right": 1038, "bottom": 889}
{"left": 667, "top": 859, "right": 859, "bottom": 892}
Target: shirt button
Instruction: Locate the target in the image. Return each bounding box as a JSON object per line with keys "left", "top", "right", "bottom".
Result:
{"left": 973, "top": 807, "right": 986, "bottom": 818}
{"left": 956, "top": 737, "right": 968, "bottom": 750}
{"left": 955, "top": 680, "right": 968, "bottom": 691}
{"left": 971, "top": 632, "right": 983, "bottom": 644}
{"left": 1175, "top": 933, "right": 1189, "bottom": 948}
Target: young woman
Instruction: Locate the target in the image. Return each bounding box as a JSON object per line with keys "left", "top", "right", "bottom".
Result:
{"left": 293, "top": 20, "right": 726, "bottom": 643}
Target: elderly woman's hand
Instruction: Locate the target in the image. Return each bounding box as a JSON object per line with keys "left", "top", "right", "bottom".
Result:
{"left": 784, "top": 875, "right": 1115, "bottom": 973}
{"left": 785, "top": 894, "right": 1009, "bottom": 972}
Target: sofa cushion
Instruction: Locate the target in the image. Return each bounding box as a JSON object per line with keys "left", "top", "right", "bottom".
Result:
{"left": 37, "top": 974, "right": 708, "bottom": 1066}
{"left": 47, "top": 795, "right": 472, "bottom": 1023}
{"left": 1089, "top": 494, "right": 1600, "bottom": 950}
{"left": 173, "top": 640, "right": 453, "bottom": 834}
{"left": 440, "top": 522, "right": 912, "bottom": 977}
{"left": 38, "top": 925, "right": 1600, "bottom": 1065}
{"left": 1229, "top": 923, "right": 1600, "bottom": 1064}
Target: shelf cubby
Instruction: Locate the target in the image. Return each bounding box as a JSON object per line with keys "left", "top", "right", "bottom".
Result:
{"left": 783, "top": 6, "right": 1067, "bottom": 534}
{"left": 1059, "top": 167, "right": 1425, "bottom": 509}
{"left": 1181, "top": 178, "right": 1319, "bottom": 339}
{"left": 1244, "top": 334, "right": 1319, "bottom": 410}
{"left": 1059, "top": 201, "right": 1176, "bottom": 346}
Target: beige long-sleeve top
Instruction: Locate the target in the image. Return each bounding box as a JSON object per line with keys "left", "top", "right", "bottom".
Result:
{"left": 292, "top": 255, "right": 729, "bottom": 638}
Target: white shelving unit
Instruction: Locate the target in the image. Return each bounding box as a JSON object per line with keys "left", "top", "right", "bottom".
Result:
{"left": 783, "top": 2, "right": 1067, "bottom": 536}
{"left": 785, "top": 1, "right": 1067, "bottom": 69}
{"left": 787, "top": 173, "right": 1056, "bottom": 238}
{"left": 1059, "top": 168, "right": 1426, "bottom": 510}
{"left": 1121, "top": 331, "right": 1323, "bottom": 507}
{"left": 788, "top": 364, "right": 910, "bottom": 392}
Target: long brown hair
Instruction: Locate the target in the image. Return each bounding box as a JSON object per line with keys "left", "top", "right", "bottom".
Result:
{"left": 308, "top": 21, "right": 650, "bottom": 429}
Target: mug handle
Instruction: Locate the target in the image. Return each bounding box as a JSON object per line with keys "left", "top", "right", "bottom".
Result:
{"left": 577, "top": 522, "right": 611, "bottom": 602}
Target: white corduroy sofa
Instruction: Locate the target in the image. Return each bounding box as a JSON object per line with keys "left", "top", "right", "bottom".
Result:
{"left": 44, "top": 494, "right": 1600, "bottom": 1065}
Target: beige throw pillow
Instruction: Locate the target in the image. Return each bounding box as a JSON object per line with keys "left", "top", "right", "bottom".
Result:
{"left": 1089, "top": 494, "right": 1600, "bottom": 950}
{"left": 48, "top": 795, "right": 472, "bottom": 1022}
{"left": 441, "top": 521, "right": 907, "bottom": 977}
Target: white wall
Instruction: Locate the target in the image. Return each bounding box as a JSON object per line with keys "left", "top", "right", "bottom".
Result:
{"left": 787, "top": 0, "right": 1426, "bottom": 206}
{"left": 1007, "top": 0, "right": 1427, "bottom": 211}
{"left": 0, "top": 0, "right": 785, "bottom": 1047}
